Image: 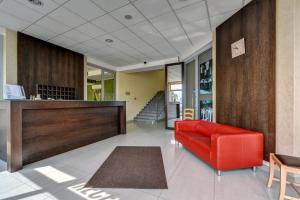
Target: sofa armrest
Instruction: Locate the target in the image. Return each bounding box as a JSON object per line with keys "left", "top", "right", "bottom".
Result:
{"left": 211, "top": 132, "right": 263, "bottom": 170}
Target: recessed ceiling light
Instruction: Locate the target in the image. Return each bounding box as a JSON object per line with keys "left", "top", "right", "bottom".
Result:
{"left": 105, "top": 39, "right": 114, "bottom": 43}
{"left": 124, "top": 14, "right": 133, "bottom": 20}
{"left": 27, "top": 0, "right": 44, "bottom": 6}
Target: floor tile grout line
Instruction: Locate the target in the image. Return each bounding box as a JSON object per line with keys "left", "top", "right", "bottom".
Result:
{"left": 157, "top": 148, "right": 185, "bottom": 199}
{"left": 213, "top": 169, "right": 216, "bottom": 200}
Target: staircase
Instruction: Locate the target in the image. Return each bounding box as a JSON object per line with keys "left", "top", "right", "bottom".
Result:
{"left": 134, "top": 91, "right": 165, "bottom": 123}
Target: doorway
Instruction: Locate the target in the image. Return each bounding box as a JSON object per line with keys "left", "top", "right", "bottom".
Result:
{"left": 165, "top": 62, "right": 184, "bottom": 129}
{"left": 183, "top": 48, "right": 213, "bottom": 121}
{"left": 86, "top": 65, "right": 116, "bottom": 101}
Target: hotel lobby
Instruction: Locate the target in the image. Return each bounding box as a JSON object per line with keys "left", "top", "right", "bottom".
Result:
{"left": 0, "top": 0, "right": 300, "bottom": 200}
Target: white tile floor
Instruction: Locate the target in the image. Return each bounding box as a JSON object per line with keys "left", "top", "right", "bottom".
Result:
{"left": 0, "top": 122, "right": 298, "bottom": 200}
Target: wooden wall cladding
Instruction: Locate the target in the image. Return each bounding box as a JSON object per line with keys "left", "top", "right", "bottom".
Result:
{"left": 216, "top": 0, "right": 276, "bottom": 160}
{"left": 17, "top": 33, "right": 84, "bottom": 100}
{"left": 22, "top": 106, "right": 119, "bottom": 165}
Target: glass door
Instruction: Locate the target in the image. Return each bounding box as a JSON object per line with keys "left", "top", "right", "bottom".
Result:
{"left": 185, "top": 60, "right": 196, "bottom": 111}
{"left": 86, "top": 65, "right": 116, "bottom": 101}
{"left": 87, "top": 66, "right": 102, "bottom": 101}
{"left": 0, "top": 34, "right": 3, "bottom": 99}
{"left": 198, "top": 49, "right": 213, "bottom": 121}
{"left": 102, "top": 70, "right": 115, "bottom": 101}
{"left": 165, "top": 62, "right": 184, "bottom": 129}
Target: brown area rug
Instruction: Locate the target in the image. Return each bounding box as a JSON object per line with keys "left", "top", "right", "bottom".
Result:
{"left": 86, "top": 146, "right": 168, "bottom": 189}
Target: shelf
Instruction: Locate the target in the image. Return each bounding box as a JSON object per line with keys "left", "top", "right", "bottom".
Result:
{"left": 36, "top": 84, "right": 76, "bottom": 100}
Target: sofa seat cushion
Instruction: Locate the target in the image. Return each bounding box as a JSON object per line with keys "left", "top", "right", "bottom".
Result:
{"left": 188, "top": 133, "right": 211, "bottom": 150}
{"left": 175, "top": 131, "right": 191, "bottom": 145}
{"left": 188, "top": 134, "right": 211, "bottom": 163}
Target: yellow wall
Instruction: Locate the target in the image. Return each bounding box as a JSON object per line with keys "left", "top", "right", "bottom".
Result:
{"left": 116, "top": 69, "right": 165, "bottom": 121}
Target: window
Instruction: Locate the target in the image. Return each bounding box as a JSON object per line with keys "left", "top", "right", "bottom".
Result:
{"left": 168, "top": 82, "right": 182, "bottom": 103}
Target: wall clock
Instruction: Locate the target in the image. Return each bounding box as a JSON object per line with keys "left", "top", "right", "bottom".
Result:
{"left": 231, "top": 38, "right": 245, "bottom": 58}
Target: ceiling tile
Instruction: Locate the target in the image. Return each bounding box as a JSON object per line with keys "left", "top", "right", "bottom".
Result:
{"left": 92, "top": 0, "right": 130, "bottom": 12}
{"left": 111, "top": 28, "right": 139, "bottom": 41}
{"left": 129, "top": 20, "right": 167, "bottom": 45}
{"left": 82, "top": 39, "right": 107, "bottom": 50}
{"left": 134, "top": 43, "right": 157, "bottom": 54}
{"left": 112, "top": 42, "right": 132, "bottom": 50}
{"left": 52, "top": 0, "right": 69, "bottom": 4}
{"left": 64, "top": 0, "right": 106, "bottom": 20}
{"left": 0, "top": 11, "right": 31, "bottom": 31}
{"left": 63, "top": 29, "right": 91, "bottom": 42}
{"left": 124, "top": 48, "right": 146, "bottom": 58}
{"left": 36, "top": 17, "right": 71, "bottom": 34}
{"left": 95, "top": 34, "right": 121, "bottom": 45}
{"left": 175, "top": 1, "right": 207, "bottom": 23}
{"left": 0, "top": 0, "right": 43, "bottom": 23}
{"left": 151, "top": 41, "right": 178, "bottom": 56}
{"left": 69, "top": 43, "right": 91, "bottom": 53}
{"left": 91, "top": 14, "right": 124, "bottom": 33}
{"left": 76, "top": 23, "right": 106, "bottom": 37}
{"left": 126, "top": 37, "right": 148, "bottom": 48}
{"left": 171, "top": 37, "right": 192, "bottom": 53}
{"left": 134, "top": 0, "right": 171, "bottom": 19}
{"left": 22, "top": 31, "right": 48, "bottom": 42}
{"left": 15, "top": 0, "right": 59, "bottom": 14}
{"left": 189, "top": 32, "right": 212, "bottom": 45}
{"left": 49, "top": 7, "right": 86, "bottom": 28}
{"left": 168, "top": 0, "right": 203, "bottom": 10}
{"left": 49, "top": 34, "right": 79, "bottom": 47}
{"left": 160, "top": 26, "right": 186, "bottom": 42}
{"left": 111, "top": 4, "right": 145, "bottom": 26}
{"left": 210, "top": 10, "right": 237, "bottom": 29}
{"left": 150, "top": 11, "right": 180, "bottom": 32}
{"left": 183, "top": 19, "right": 211, "bottom": 35}
{"left": 244, "top": 0, "right": 253, "bottom": 6}
{"left": 208, "top": 0, "right": 243, "bottom": 17}
{"left": 24, "top": 24, "right": 58, "bottom": 40}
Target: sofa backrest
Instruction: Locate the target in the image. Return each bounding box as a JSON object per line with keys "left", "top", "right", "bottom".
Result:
{"left": 191, "top": 120, "right": 253, "bottom": 137}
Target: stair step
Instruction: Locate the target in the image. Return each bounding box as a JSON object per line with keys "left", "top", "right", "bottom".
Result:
{"left": 134, "top": 90, "right": 166, "bottom": 122}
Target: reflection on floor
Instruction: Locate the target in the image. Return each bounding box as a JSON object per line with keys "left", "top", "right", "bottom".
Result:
{"left": 0, "top": 159, "right": 6, "bottom": 172}
{"left": 0, "top": 122, "right": 297, "bottom": 200}
{"left": 167, "top": 118, "right": 180, "bottom": 128}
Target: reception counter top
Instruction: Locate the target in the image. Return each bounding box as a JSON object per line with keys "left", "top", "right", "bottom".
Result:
{"left": 0, "top": 100, "right": 126, "bottom": 172}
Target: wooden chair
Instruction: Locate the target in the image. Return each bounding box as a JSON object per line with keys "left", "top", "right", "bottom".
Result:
{"left": 267, "top": 153, "right": 300, "bottom": 200}
{"left": 183, "top": 108, "right": 195, "bottom": 120}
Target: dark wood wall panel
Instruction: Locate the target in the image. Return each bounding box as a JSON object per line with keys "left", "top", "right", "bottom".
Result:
{"left": 18, "top": 33, "right": 84, "bottom": 99}
{"left": 22, "top": 106, "right": 119, "bottom": 165}
{"left": 216, "top": 0, "right": 276, "bottom": 160}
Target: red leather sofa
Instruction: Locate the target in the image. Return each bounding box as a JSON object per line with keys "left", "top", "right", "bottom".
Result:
{"left": 175, "top": 120, "right": 263, "bottom": 174}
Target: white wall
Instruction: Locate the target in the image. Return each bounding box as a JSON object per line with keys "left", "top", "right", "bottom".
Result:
{"left": 0, "top": 34, "right": 3, "bottom": 99}
{"left": 276, "top": 0, "right": 300, "bottom": 157}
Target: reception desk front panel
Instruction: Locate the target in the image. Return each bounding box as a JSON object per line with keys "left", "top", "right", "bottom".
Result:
{"left": 0, "top": 100, "right": 126, "bottom": 172}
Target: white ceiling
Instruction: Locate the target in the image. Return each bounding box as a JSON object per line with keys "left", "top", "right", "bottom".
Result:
{"left": 0, "top": 0, "right": 251, "bottom": 68}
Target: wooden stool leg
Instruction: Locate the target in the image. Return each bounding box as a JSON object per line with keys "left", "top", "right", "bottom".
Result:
{"left": 279, "top": 166, "right": 287, "bottom": 200}
{"left": 267, "top": 154, "right": 275, "bottom": 188}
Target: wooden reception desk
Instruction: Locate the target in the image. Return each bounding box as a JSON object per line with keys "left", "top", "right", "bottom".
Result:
{"left": 0, "top": 100, "right": 126, "bottom": 172}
